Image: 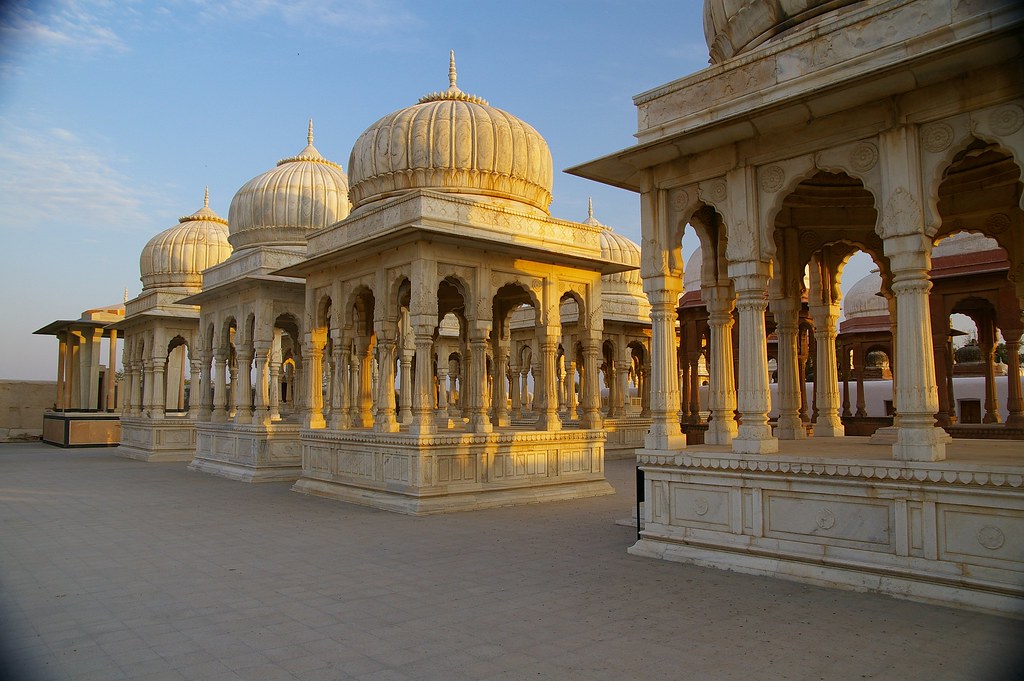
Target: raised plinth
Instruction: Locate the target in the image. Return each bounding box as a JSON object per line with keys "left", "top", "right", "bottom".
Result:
{"left": 117, "top": 416, "right": 195, "bottom": 462}
{"left": 189, "top": 421, "right": 301, "bottom": 482}
{"left": 633, "top": 439, "right": 1024, "bottom": 616}
{"left": 603, "top": 417, "right": 652, "bottom": 460}
{"left": 292, "top": 428, "right": 613, "bottom": 515}
{"left": 42, "top": 411, "right": 120, "bottom": 448}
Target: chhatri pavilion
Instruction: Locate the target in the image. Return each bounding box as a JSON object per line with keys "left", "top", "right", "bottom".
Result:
{"left": 571, "top": 0, "right": 1023, "bottom": 614}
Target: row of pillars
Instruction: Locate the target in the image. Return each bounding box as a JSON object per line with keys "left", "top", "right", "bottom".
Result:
{"left": 55, "top": 328, "right": 118, "bottom": 412}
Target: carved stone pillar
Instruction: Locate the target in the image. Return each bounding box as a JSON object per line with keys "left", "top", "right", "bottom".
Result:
{"left": 810, "top": 303, "right": 844, "bottom": 437}
{"left": 556, "top": 353, "right": 567, "bottom": 415}
{"left": 197, "top": 350, "right": 212, "bottom": 421}
{"left": 142, "top": 359, "right": 155, "bottom": 418}
{"left": 536, "top": 335, "right": 561, "bottom": 431}
{"left": 520, "top": 370, "right": 531, "bottom": 416}
{"left": 151, "top": 357, "right": 166, "bottom": 420}
{"left": 492, "top": 338, "right": 510, "bottom": 428}
{"left": 467, "top": 326, "right": 493, "bottom": 433}
{"left": 643, "top": 284, "right": 685, "bottom": 450}
{"left": 508, "top": 362, "right": 520, "bottom": 418}
{"left": 580, "top": 342, "right": 602, "bottom": 429}
{"left": 733, "top": 273, "right": 778, "bottom": 454}
{"left": 353, "top": 337, "right": 374, "bottom": 428}
{"left": 410, "top": 329, "right": 436, "bottom": 436}
{"left": 252, "top": 342, "right": 271, "bottom": 426}
{"left": 399, "top": 348, "right": 414, "bottom": 425}
{"left": 854, "top": 344, "right": 867, "bottom": 418}
{"left": 639, "top": 360, "right": 651, "bottom": 417}
{"left": 704, "top": 287, "right": 738, "bottom": 445}
{"left": 688, "top": 353, "right": 701, "bottom": 423}
{"left": 188, "top": 357, "right": 202, "bottom": 419}
{"left": 330, "top": 339, "right": 349, "bottom": 430}
{"left": 212, "top": 351, "right": 228, "bottom": 423}
{"left": 798, "top": 326, "right": 810, "bottom": 425}
{"left": 436, "top": 365, "right": 450, "bottom": 419}
{"left": 1004, "top": 329, "right": 1024, "bottom": 428}
{"left": 234, "top": 347, "right": 253, "bottom": 424}
{"left": 566, "top": 359, "right": 579, "bottom": 420}
{"left": 932, "top": 330, "right": 952, "bottom": 427}
{"left": 227, "top": 364, "right": 237, "bottom": 419}
{"left": 981, "top": 321, "right": 1001, "bottom": 424}
{"left": 889, "top": 253, "right": 947, "bottom": 461}
{"left": 373, "top": 334, "right": 399, "bottom": 433}
{"left": 841, "top": 347, "right": 852, "bottom": 418}
{"left": 772, "top": 298, "right": 805, "bottom": 440}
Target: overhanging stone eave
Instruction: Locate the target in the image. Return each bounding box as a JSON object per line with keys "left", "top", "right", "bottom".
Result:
{"left": 569, "top": 17, "right": 1024, "bottom": 193}
{"left": 178, "top": 274, "right": 305, "bottom": 306}
{"left": 279, "top": 222, "right": 634, "bottom": 278}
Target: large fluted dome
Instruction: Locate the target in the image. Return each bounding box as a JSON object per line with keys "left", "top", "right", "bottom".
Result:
{"left": 348, "top": 53, "right": 553, "bottom": 215}
{"left": 228, "top": 122, "right": 350, "bottom": 251}
{"left": 140, "top": 190, "right": 232, "bottom": 291}
{"left": 703, "top": 0, "right": 867, "bottom": 64}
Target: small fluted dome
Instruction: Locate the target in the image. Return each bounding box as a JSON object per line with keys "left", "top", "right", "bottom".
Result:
{"left": 228, "top": 121, "right": 349, "bottom": 251}
{"left": 348, "top": 52, "right": 553, "bottom": 215}
{"left": 140, "top": 189, "right": 232, "bottom": 291}
{"left": 703, "top": 0, "right": 867, "bottom": 64}
{"left": 588, "top": 202, "right": 648, "bottom": 320}
{"left": 843, "top": 269, "right": 888, "bottom": 319}
{"left": 933, "top": 231, "right": 1000, "bottom": 257}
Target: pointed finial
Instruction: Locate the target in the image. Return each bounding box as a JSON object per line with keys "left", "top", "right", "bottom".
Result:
{"left": 449, "top": 50, "right": 457, "bottom": 89}
{"left": 124, "top": 288, "right": 129, "bottom": 303}
{"left": 204, "top": 186, "right": 209, "bottom": 208}
{"left": 588, "top": 197, "right": 594, "bottom": 220}
{"left": 307, "top": 118, "right": 314, "bottom": 146}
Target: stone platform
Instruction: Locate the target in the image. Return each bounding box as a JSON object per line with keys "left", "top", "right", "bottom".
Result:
{"left": 293, "top": 426, "right": 613, "bottom": 515}
{"left": 117, "top": 416, "right": 196, "bottom": 462}
{"left": 189, "top": 421, "right": 301, "bottom": 482}
{"left": 633, "top": 438, "right": 1024, "bottom": 617}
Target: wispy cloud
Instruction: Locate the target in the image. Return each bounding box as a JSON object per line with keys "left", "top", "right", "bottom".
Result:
{"left": 0, "top": 0, "right": 128, "bottom": 56}
{"left": 0, "top": 118, "right": 163, "bottom": 233}
{"left": 193, "top": 0, "right": 420, "bottom": 34}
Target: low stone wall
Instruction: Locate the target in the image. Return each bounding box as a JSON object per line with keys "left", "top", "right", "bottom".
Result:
{"left": 0, "top": 380, "right": 55, "bottom": 442}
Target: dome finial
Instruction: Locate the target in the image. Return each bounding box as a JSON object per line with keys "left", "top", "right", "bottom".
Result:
{"left": 588, "top": 197, "right": 594, "bottom": 220}
{"left": 124, "top": 288, "right": 129, "bottom": 303}
{"left": 449, "top": 50, "right": 457, "bottom": 90}
{"left": 308, "top": 118, "right": 314, "bottom": 146}
{"left": 204, "top": 186, "right": 210, "bottom": 208}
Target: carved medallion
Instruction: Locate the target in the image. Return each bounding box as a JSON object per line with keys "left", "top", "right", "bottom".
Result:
{"left": 799, "top": 230, "right": 819, "bottom": 251}
{"left": 850, "top": 142, "right": 879, "bottom": 172}
{"left": 989, "top": 105, "right": 1024, "bottom": 136}
{"left": 710, "top": 180, "right": 727, "bottom": 203}
{"left": 985, "top": 213, "right": 1010, "bottom": 235}
{"left": 670, "top": 188, "right": 689, "bottom": 212}
{"left": 921, "top": 123, "right": 954, "bottom": 154}
{"left": 815, "top": 508, "right": 836, "bottom": 530}
{"left": 760, "top": 165, "right": 785, "bottom": 194}
{"left": 977, "top": 525, "right": 1005, "bottom": 550}
{"left": 694, "top": 497, "right": 710, "bottom": 517}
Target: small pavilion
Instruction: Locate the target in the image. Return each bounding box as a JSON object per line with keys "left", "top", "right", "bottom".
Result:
{"left": 34, "top": 303, "right": 123, "bottom": 446}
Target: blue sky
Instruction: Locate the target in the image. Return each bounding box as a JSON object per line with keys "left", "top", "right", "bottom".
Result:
{"left": 0, "top": 0, "right": 875, "bottom": 381}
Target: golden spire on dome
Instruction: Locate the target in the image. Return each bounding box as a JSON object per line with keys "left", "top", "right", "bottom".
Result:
{"left": 276, "top": 119, "right": 341, "bottom": 168}
{"left": 583, "top": 197, "right": 602, "bottom": 227}
{"left": 180, "top": 187, "right": 228, "bottom": 225}
{"left": 418, "top": 50, "right": 489, "bottom": 105}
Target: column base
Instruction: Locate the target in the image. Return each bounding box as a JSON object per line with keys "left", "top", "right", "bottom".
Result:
{"left": 774, "top": 415, "right": 807, "bottom": 440}
{"left": 813, "top": 418, "right": 845, "bottom": 438}
{"left": 892, "top": 426, "right": 950, "bottom": 462}
{"left": 408, "top": 420, "right": 437, "bottom": 436}
{"left": 704, "top": 421, "right": 736, "bottom": 446}
{"left": 734, "top": 423, "right": 778, "bottom": 454}
{"left": 645, "top": 421, "right": 686, "bottom": 450}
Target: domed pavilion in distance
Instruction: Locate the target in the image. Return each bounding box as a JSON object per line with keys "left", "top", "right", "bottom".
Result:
{"left": 114, "top": 189, "right": 232, "bottom": 461}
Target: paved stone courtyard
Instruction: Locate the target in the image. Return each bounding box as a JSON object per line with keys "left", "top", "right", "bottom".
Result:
{"left": 1, "top": 442, "right": 1020, "bottom": 681}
